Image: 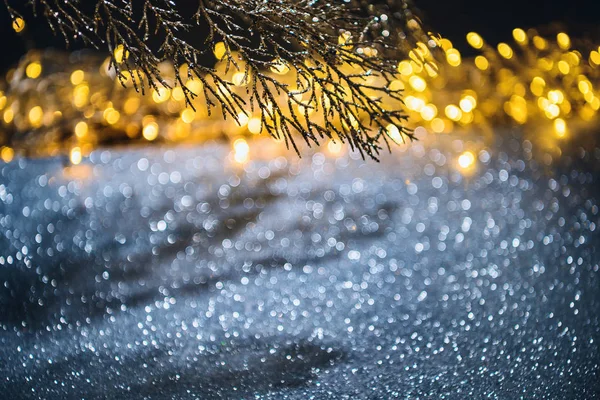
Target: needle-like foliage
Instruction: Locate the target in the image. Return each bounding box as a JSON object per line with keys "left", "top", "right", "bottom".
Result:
{"left": 3, "top": 0, "right": 430, "bottom": 158}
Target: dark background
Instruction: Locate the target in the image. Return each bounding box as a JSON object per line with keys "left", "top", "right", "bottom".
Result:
{"left": 0, "top": 0, "right": 599, "bottom": 72}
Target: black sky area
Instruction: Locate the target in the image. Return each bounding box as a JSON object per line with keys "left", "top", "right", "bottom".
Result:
{"left": 0, "top": 0, "right": 598, "bottom": 73}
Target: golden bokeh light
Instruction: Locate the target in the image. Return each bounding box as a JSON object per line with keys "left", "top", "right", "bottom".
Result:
{"left": 143, "top": 121, "right": 159, "bottom": 141}
{"left": 458, "top": 151, "right": 476, "bottom": 169}
{"left": 70, "top": 147, "right": 82, "bottom": 165}
{"left": 12, "top": 18, "right": 25, "bottom": 33}
{"left": 26, "top": 62, "right": 42, "bottom": 79}
{"left": 233, "top": 138, "right": 250, "bottom": 163}
{"left": 0, "top": 24, "right": 598, "bottom": 162}
{"left": 466, "top": 32, "right": 484, "bottom": 49}
{"left": 75, "top": 121, "right": 88, "bottom": 138}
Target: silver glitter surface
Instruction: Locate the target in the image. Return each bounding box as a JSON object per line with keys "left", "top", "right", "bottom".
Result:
{"left": 0, "top": 134, "right": 599, "bottom": 399}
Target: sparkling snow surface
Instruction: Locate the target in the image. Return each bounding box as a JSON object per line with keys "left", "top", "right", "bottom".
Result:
{"left": 1, "top": 134, "right": 599, "bottom": 399}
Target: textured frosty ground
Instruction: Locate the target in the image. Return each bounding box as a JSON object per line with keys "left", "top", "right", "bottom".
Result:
{"left": 0, "top": 133, "right": 599, "bottom": 399}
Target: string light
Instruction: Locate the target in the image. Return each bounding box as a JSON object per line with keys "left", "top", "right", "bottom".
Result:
{"left": 0, "top": 26, "right": 599, "bottom": 164}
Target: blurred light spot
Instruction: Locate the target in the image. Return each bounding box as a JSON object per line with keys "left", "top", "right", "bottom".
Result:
{"left": 409, "top": 75, "right": 427, "bottom": 92}
{"left": 181, "top": 108, "right": 195, "bottom": 123}
{"left": 143, "top": 122, "right": 159, "bottom": 141}
{"left": 1, "top": 146, "right": 14, "bottom": 162}
{"left": 12, "top": 18, "right": 25, "bottom": 33}
{"left": 384, "top": 124, "right": 403, "bottom": 144}
{"left": 214, "top": 42, "right": 227, "bottom": 60}
{"left": 114, "top": 45, "right": 127, "bottom": 63}
{"left": 70, "top": 147, "right": 82, "bottom": 165}
{"left": 474, "top": 56, "right": 489, "bottom": 70}
{"left": 466, "top": 32, "right": 483, "bottom": 49}
{"left": 557, "top": 33, "right": 571, "bottom": 50}
{"left": 152, "top": 87, "right": 170, "bottom": 103}
{"left": 70, "top": 70, "right": 85, "bottom": 85}
{"left": 233, "top": 138, "right": 249, "bottom": 163}
{"left": 554, "top": 118, "right": 567, "bottom": 137}
{"left": 458, "top": 151, "right": 476, "bottom": 169}
{"left": 512, "top": 28, "right": 527, "bottom": 44}
{"left": 327, "top": 139, "right": 343, "bottom": 154}
{"left": 497, "top": 43, "right": 513, "bottom": 59}
{"left": 248, "top": 117, "right": 262, "bottom": 134}
{"left": 28, "top": 106, "right": 43, "bottom": 127}
{"left": 26, "top": 62, "right": 42, "bottom": 79}
{"left": 75, "top": 121, "right": 88, "bottom": 138}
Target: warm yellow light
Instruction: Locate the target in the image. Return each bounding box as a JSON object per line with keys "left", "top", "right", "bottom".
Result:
{"left": 530, "top": 77, "right": 546, "bottom": 96}
{"left": 213, "top": 42, "right": 227, "bottom": 60}
{"left": 143, "top": 121, "right": 159, "bottom": 141}
{"left": 236, "top": 112, "right": 249, "bottom": 127}
{"left": 1, "top": 146, "right": 14, "bottom": 163}
{"left": 26, "top": 62, "right": 42, "bottom": 79}
{"left": 247, "top": 117, "right": 262, "bottom": 134}
{"left": 445, "top": 105, "right": 462, "bottom": 121}
{"left": 557, "top": 60, "right": 570, "bottom": 75}
{"left": 28, "top": 106, "right": 43, "bottom": 127}
{"left": 181, "top": 108, "right": 195, "bottom": 123}
{"left": 439, "top": 38, "right": 453, "bottom": 51}
{"left": 270, "top": 59, "right": 289, "bottom": 75}
{"left": 70, "top": 147, "right": 82, "bottom": 165}
{"left": 409, "top": 60, "right": 423, "bottom": 74}
{"left": 232, "top": 72, "right": 247, "bottom": 86}
{"left": 385, "top": 124, "right": 403, "bottom": 144}
{"left": 187, "top": 80, "right": 202, "bottom": 95}
{"left": 430, "top": 118, "right": 445, "bottom": 133}
{"left": 508, "top": 95, "right": 528, "bottom": 124}
{"left": 405, "top": 96, "right": 425, "bottom": 112}
{"left": 446, "top": 49, "right": 461, "bottom": 67}
{"left": 70, "top": 70, "right": 85, "bottom": 85}
{"left": 578, "top": 80, "right": 591, "bottom": 94}
{"left": 3, "top": 109, "right": 14, "bottom": 124}
{"left": 466, "top": 32, "right": 484, "bottom": 49}
{"left": 152, "top": 87, "right": 170, "bottom": 103}
{"left": 547, "top": 90, "right": 563, "bottom": 104}
{"left": 388, "top": 80, "right": 405, "bottom": 92}
{"left": 12, "top": 18, "right": 25, "bottom": 33}
{"left": 338, "top": 32, "right": 352, "bottom": 46}
{"left": 512, "top": 28, "right": 527, "bottom": 44}
{"left": 397, "top": 61, "right": 413, "bottom": 76}
{"left": 590, "top": 51, "right": 600, "bottom": 66}
{"left": 297, "top": 101, "right": 315, "bottom": 116}
{"left": 557, "top": 33, "right": 571, "bottom": 50}
{"left": 554, "top": 118, "right": 567, "bottom": 137}
{"left": 458, "top": 151, "right": 475, "bottom": 169}
{"left": 420, "top": 104, "right": 437, "bottom": 121}
{"left": 75, "top": 121, "right": 88, "bottom": 138}
{"left": 123, "top": 97, "right": 140, "bottom": 114}
{"left": 460, "top": 96, "right": 477, "bottom": 113}
{"left": 73, "top": 84, "right": 89, "bottom": 108}
{"left": 409, "top": 75, "right": 427, "bottom": 92}
{"left": 533, "top": 36, "right": 547, "bottom": 50}
{"left": 233, "top": 138, "right": 250, "bottom": 163}
{"left": 171, "top": 87, "right": 185, "bottom": 101}
{"left": 545, "top": 104, "right": 560, "bottom": 119}
{"left": 327, "top": 139, "right": 343, "bottom": 154}
{"left": 474, "top": 56, "right": 489, "bottom": 71}
{"left": 424, "top": 62, "right": 439, "bottom": 77}
{"left": 497, "top": 43, "right": 513, "bottom": 59}
{"left": 114, "top": 45, "right": 127, "bottom": 63}
{"left": 104, "top": 108, "right": 120, "bottom": 125}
